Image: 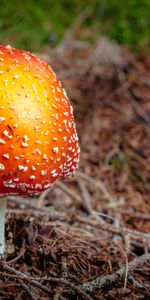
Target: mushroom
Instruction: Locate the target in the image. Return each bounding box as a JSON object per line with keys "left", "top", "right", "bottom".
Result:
{"left": 0, "top": 45, "right": 80, "bottom": 257}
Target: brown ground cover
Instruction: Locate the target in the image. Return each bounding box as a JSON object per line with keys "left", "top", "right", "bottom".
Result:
{"left": 0, "top": 40, "right": 149, "bottom": 299}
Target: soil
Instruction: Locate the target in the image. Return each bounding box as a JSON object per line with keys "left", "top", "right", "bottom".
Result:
{"left": 0, "top": 40, "right": 149, "bottom": 299}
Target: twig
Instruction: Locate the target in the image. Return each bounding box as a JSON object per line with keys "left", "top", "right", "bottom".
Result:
{"left": 1, "top": 264, "right": 52, "bottom": 295}
{"left": 105, "top": 96, "right": 133, "bottom": 120}
{"left": 77, "top": 180, "right": 106, "bottom": 224}
{"left": 8, "top": 196, "right": 66, "bottom": 220}
{"left": 80, "top": 253, "right": 150, "bottom": 292}
{"left": 76, "top": 171, "right": 118, "bottom": 207}
{"left": 116, "top": 66, "right": 150, "bottom": 124}
{"left": 127, "top": 87, "right": 150, "bottom": 124}
{"left": 6, "top": 243, "right": 26, "bottom": 265}
{"left": 128, "top": 275, "right": 149, "bottom": 289}
{"left": 76, "top": 215, "right": 150, "bottom": 242}
{"left": 37, "top": 188, "right": 50, "bottom": 207}
{"left": 55, "top": 181, "right": 82, "bottom": 204}
{"left": 77, "top": 179, "right": 93, "bottom": 214}
{"left": 18, "top": 279, "right": 37, "bottom": 300}
{"left": 109, "top": 207, "right": 150, "bottom": 220}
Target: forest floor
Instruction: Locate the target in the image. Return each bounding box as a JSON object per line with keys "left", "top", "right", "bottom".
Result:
{"left": 0, "top": 38, "right": 150, "bottom": 299}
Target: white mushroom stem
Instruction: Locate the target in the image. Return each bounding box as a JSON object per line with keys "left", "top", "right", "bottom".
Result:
{"left": 0, "top": 197, "right": 7, "bottom": 257}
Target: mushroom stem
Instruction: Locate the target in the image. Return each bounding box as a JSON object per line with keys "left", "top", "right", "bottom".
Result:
{"left": 0, "top": 197, "right": 7, "bottom": 257}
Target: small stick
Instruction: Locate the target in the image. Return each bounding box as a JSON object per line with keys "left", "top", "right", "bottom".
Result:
{"left": 77, "top": 180, "right": 106, "bottom": 224}
{"left": 109, "top": 207, "right": 150, "bottom": 220}
{"left": 18, "top": 279, "right": 37, "bottom": 300}
{"left": 55, "top": 181, "right": 82, "bottom": 204}
{"left": 8, "top": 196, "right": 66, "bottom": 220}
{"left": 76, "top": 215, "right": 150, "bottom": 242}
{"left": 129, "top": 275, "right": 150, "bottom": 289}
{"left": 77, "top": 179, "right": 93, "bottom": 215}
{"left": 1, "top": 263, "right": 52, "bottom": 294}
{"left": 37, "top": 189, "right": 50, "bottom": 207}
{"left": 76, "top": 171, "right": 117, "bottom": 207}
{"left": 6, "top": 243, "right": 26, "bottom": 265}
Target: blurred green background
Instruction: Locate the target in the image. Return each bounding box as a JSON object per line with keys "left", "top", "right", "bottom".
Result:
{"left": 0, "top": 0, "right": 150, "bottom": 51}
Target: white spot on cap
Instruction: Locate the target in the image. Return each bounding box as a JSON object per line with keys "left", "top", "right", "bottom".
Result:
{"left": 3, "top": 153, "right": 10, "bottom": 159}
{"left": 0, "top": 117, "right": 6, "bottom": 123}
{"left": 18, "top": 165, "right": 28, "bottom": 172}
{"left": 3, "top": 180, "right": 16, "bottom": 188}
{"left": 21, "top": 142, "right": 29, "bottom": 147}
{"left": 31, "top": 166, "right": 36, "bottom": 170}
{"left": 41, "top": 170, "right": 47, "bottom": 176}
{"left": 0, "top": 163, "right": 5, "bottom": 170}
{"left": 14, "top": 156, "right": 20, "bottom": 160}
{"left": 3, "top": 129, "right": 13, "bottom": 139}
{"left": 0, "top": 138, "right": 5, "bottom": 144}
{"left": 29, "top": 175, "right": 36, "bottom": 180}
{"left": 52, "top": 147, "right": 59, "bottom": 154}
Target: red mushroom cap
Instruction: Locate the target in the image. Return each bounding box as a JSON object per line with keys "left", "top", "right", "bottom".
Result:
{"left": 0, "top": 45, "right": 80, "bottom": 196}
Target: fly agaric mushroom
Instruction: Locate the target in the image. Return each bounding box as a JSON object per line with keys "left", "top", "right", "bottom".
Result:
{"left": 0, "top": 45, "right": 80, "bottom": 256}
